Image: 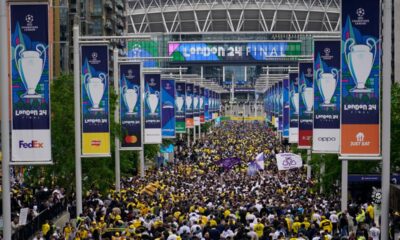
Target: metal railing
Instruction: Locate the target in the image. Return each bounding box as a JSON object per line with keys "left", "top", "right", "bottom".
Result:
{"left": 11, "top": 200, "right": 67, "bottom": 240}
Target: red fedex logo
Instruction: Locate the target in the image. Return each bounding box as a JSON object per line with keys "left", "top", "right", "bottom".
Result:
{"left": 19, "top": 140, "right": 44, "bottom": 149}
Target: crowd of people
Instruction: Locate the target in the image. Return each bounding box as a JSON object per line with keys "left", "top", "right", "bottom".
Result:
{"left": 6, "top": 121, "right": 397, "bottom": 239}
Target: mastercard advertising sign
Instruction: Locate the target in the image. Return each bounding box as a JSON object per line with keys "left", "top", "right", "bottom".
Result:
{"left": 119, "top": 63, "right": 143, "bottom": 150}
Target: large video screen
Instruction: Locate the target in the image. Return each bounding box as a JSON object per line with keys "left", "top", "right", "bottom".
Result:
{"left": 168, "top": 41, "right": 301, "bottom": 62}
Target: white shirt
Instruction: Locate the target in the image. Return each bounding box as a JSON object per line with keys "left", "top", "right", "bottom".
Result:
{"left": 329, "top": 214, "right": 339, "bottom": 223}
{"left": 178, "top": 225, "right": 191, "bottom": 235}
{"left": 369, "top": 226, "right": 380, "bottom": 240}
{"left": 267, "top": 214, "right": 275, "bottom": 224}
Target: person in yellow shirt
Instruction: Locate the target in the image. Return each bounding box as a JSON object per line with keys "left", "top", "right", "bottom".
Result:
{"left": 366, "top": 203, "right": 374, "bottom": 224}
{"left": 253, "top": 220, "right": 264, "bottom": 238}
{"left": 320, "top": 216, "right": 333, "bottom": 233}
{"left": 292, "top": 217, "right": 301, "bottom": 234}
{"left": 41, "top": 220, "right": 50, "bottom": 237}
{"left": 63, "top": 222, "right": 73, "bottom": 240}
{"left": 302, "top": 217, "right": 311, "bottom": 230}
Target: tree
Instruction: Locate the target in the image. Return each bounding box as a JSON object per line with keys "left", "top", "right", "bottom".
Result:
{"left": 25, "top": 74, "right": 140, "bottom": 194}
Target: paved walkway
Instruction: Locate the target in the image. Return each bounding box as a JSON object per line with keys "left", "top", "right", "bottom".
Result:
{"left": 28, "top": 211, "right": 70, "bottom": 240}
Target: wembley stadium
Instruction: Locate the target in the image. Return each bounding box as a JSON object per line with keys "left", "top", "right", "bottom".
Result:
{"left": 125, "top": 0, "right": 341, "bottom": 110}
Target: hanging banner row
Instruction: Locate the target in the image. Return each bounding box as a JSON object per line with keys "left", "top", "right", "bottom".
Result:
{"left": 81, "top": 50, "right": 221, "bottom": 157}
{"left": 264, "top": 0, "right": 381, "bottom": 157}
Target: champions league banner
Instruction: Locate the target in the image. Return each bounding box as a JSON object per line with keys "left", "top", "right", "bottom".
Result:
{"left": 193, "top": 85, "right": 200, "bottom": 126}
{"left": 175, "top": 82, "right": 186, "bottom": 133}
{"left": 283, "top": 79, "right": 290, "bottom": 138}
{"left": 341, "top": 0, "right": 381, "bottom": 156}
{"left": 204, "top": 88, "right": 210, "bottom": 122}
{"left": 161, "top": 79, "right": 176, "bottom": 138}
{"left": 119, "top": 63, "right": 142, "bottom": 150}
{"left": 298, "top": 62, "right": 313, "bottom": 149}
{"left": 210, "top": 90, "right": 215, "bottom": 118}
{"left": 313, "top": 40, "right": 341, "bottom": 153}
{"left": 10, "top": 3, "right": 51, "bottom": 163}
{"left": 81, "top": 45, "right": 110, "bottom": 156}
{"left": 185, "top": 83, "right": 194, "bottom": 128}
{"left": 289, "top": 73, "right": 299, "bottom": 143}
{"left": 144, "top": 73, "right": 162, "bottom": 144}
{"left": 274, "top": 83, "right": 279, "bottom": 129}
{"left": 278, "top": 81, "right": 283, "bottom": 132}
{"left": 200, "top": 87, "right": 205, "bottom": 123}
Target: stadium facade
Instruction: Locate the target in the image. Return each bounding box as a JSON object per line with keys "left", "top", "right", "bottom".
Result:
{"left": 125, "top": 0, "right": 341, "bottom": 102}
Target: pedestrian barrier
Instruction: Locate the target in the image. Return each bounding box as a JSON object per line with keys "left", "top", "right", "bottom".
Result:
{"left": 11, "top": 200, "right": 67, "bottom": 240}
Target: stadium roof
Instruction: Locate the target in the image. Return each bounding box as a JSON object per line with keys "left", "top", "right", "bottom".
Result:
{"left": 126, "top": 0, "right": 340, "bottom": 34}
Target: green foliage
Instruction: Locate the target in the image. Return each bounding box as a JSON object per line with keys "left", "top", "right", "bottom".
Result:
{"left": 24, "top": 74, "right": 139, "bottom": 195}
{"left": 308, "top": 83, "right": 400, "bottom": 194}
{"left": 391, "top": 83, "right": 400, "bottom": 172}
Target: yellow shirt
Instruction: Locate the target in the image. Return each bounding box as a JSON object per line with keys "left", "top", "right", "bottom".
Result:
{"left": 302, "top": 221, "right": 311, "bottom": 230}
{"left": 64, "top": 226, "right": 72, "bottom": 239}
{"left": 254, "top": 222, "right": 264, "bottom": 238}
{"left": 366, "top": 205, "right": 374, "bottom": 220}
{"left": 320, "top": 219, "right": 332, "bottom": 233}
{"left": 42, "top": 223, "right": 50, "bottom": 235}
{"left": 292, "top": 221, "right": 301, "bottom": 233}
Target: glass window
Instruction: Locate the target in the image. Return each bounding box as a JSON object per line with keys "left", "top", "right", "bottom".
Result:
{"left": 203, "top": 66, "right": 223, "bottom": 85}
{"left": 224, "top": 66, "right": 245, "bottom": 86}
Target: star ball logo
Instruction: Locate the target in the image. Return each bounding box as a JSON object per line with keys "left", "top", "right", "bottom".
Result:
{"left": 305, "top": 68, "right": 313, "bottom": 78}
{"left": 353, "top": 7, "right": 369, "bottom": 26}
{"left": 25, "top": 15, "right": 34, "bottom": 25}
{"left": 89, "top": 52, "right": 101, "bottom": 64}
{"left": 22, "top": 14, "right": 38, "bottom": 32}
{"left": 356, "top": 8, "right": 365, "bottom": 18}
{"left": 322, "top": 47, "right": 333, "bottom": 61}
{"left": 149, "top": 78, "right": 156, "bottom": 86}
{"left": 126, "top": 69, "right": 135, "bottom": 80}
{"left": 165, "top": 82, "right": 171, "bottom": 90}
{"left": 92, "top": 52, "right": 98, "bottom": 60}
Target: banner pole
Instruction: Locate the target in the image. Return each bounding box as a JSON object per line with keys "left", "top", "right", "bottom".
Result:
{"left": 341, "top": 159, "right": 348, "bottom": 212}
{"left": 199, "top": 122, "right": 201, "bottom": 140}
{"left": 194, "top": 125, "right": 196, "bottom": 144}
{"left": 113, "top": 48, "right": 121, "bottom": 192}
{"left": 306, "top": 149, "right": 311, "bottom": 179}
{"left": 73, "top": 24, "right": 83, "bottom": 216}
{"left": 1, "top": 0, "right": 12, "bottom": 238}
{"left": 381, "top": 0, "right": 392, "bottom": 236}
{"left": 140, "top": 63, "right": 145, "bottom": 178}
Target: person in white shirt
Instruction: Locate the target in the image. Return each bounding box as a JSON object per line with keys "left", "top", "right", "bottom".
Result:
{"left": 369, "top": 223, "right": 380, "bottom": 240}
{"left": 178, "top": 221, "right": 191, "bottom": 236}
{"left": 329, "top": 211, "right": 339, "bottom": 234}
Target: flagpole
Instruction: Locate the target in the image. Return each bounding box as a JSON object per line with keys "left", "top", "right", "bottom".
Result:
{"left": 1, "top": 0, "right": 12, "bottom": 238}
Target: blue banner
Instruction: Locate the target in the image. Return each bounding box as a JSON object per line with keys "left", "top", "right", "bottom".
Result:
{"left": 119, "top": 63, "right": 142, "bottom": 149}
{"left": 283, "top": 78, "right": 290, "bottom": 138}
{"left": 161, "top": 79, "right": 176, "bottom": 138}
{"left": 185, "top": 83, "right": 194, "bottom": 128}
{"left": 193, "top": 85, "right": 200, "bottom": 126}
{"left": 289, "top": 73, "right": 299, "bottom": 143}
{"left": 144, "top": 73, "right": 162, "bottom": 143}
{"left": 204, "top": 89, "right": 210, "bottom": 121}
{"left": 313, "top": 40, "right": 341, "bottom": 152}
{"left": 298, "top": 62, "right": 313, "bottom": 148}
{"left": 175, "top": 82, "right": 186, "bottom": 133}
{"left": 10, "top": 3, "right": 51, "bottom": 162}
{"left": 200, "top": 87, "right": 205, "bottom": 123}
{"left": 341, "top": 0, "right": 381, "bottom": 156}
{"left": 81, "top": 45, "right": 110, "bottom": 156}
